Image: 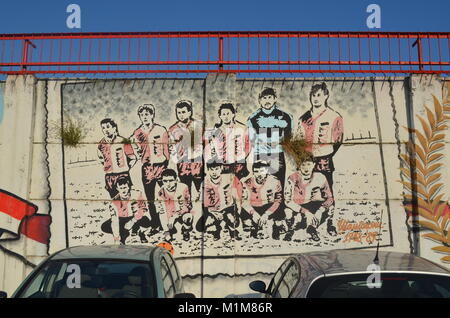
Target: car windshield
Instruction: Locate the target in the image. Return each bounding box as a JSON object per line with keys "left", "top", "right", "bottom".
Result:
{"left": 16, "top": 259, "right": 156, "bottom": 298}
{"left": 307, "top": 273, "right": 450, "bottom": 298}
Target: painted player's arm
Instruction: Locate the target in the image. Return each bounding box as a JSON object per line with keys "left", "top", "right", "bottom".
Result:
{"left": 258, "top": 181, "right": 282, "bottom": 226}
{"left": 97, "top": 148, "right": 105, "bottom": 166}
{"left": 162, "top": 128, "right": 170, "bottom": 161}
{"left": 284, "top": 179, "right": 302, "bottom": 212}
{"left": 285, "top": 113, "right": 294, "bottom": 138}
{"left": 124, "top": 142, "right": 138, "bottom": 168}
{"left": 155, "top": 200, "right": 165, "bottom": 215}
{"left": 240, "top": 185, "right": 258, "bottom": 215}
{"left": 109, "top": 204, "right": 120, "bottom": 242}
{"left": 332, "top": 116, "right": 344, "bottom": 154}
{"left": 180, "top": 186, "right": 192, "bottom": 214}
{"left": 246, "top": 117, "right": 258, "bottom": 149}
{"left": 203, "top": 130, "right": 216, "bottom": 162}
{"left": 232, "top": 179, "right": 243, "bottom": 214}
{"left": 321, "top": 178, "right": 335, "bottom": 209}
{"left": 294, "top": 118, "right": 306, "bottom": 140}
{"left": 129, "top": 135, "right": 143, "bottom": 161}
{"left": 133, "top": 193, "right": 147, "bottom": 220}
{"left": 214, "top": 129, "right": 226, "bottom": 160}
{"left": 267, "top": 181, "right": 283, "bottom": 214}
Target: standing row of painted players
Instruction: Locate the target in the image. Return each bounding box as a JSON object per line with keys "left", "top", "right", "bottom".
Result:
{"left": 97, "top": 82, "right": 344, "bottom": 245}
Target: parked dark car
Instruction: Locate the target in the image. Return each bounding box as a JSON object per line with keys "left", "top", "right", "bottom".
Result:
{"left": 249, "top": 250, "right": 450, "bottom": 298}
{"left": 0, "top": 245, "right": 195, "bottom": 298}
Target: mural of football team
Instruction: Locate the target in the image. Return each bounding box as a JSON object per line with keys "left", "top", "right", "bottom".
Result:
{"left": 62, "top": 78, "right": 391, "bottom": 257}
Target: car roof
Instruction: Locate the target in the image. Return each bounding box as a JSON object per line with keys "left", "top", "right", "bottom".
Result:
{"left": 51, "top": 245, "right": 160, "bottom": 262}
{"left": 295, "top": 250, "right": 450, "bottom": 276}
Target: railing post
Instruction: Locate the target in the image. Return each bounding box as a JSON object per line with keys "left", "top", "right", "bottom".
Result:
{"left": 413, "top": 36, "right": 424, "bottom": 72}
{"left": 218, "top": 36, "right": 224, "bottom": 71}
{"left": 21, "top": 39, "right": 36, "bottom": 72}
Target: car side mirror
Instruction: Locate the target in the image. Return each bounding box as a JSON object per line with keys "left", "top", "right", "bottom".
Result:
{"left": 174, "top": 293, "right": 196, "bottom": 298}
{"left": 0, "top": 291, "right": 7, "bottom": 298}
{"left": 249, "top": 280, "right": 267, "bottom": 294}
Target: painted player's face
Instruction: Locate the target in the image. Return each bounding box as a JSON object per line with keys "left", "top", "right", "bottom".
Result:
{"left": 310, "top": 89, "right": 329, "bottom": 108}
{"left": 117, "top": 183, "right": 130, "bottom": 198}
{"left": 300, "top": 160, "right": 315, "bottom": 179}
{"left": 101, "top": 123, "right": 117, "bottom": 139}
{"left": 254, "top": 167, "right": 268, "bottom": 184}
{"left": 219, "top": 109, "right": 235, "bottom": 125}
{"left": 208, "top": 166, "right": 222, "bottom": 180}
{"left": 162, "top": 176, "right": 177, "bottom": 192}
{"left": 176, "top": 106, "right": 192, "bottom": 124}
{"left": 259, "top": 94, "right": 276, "bottom": 110}
{"left": 139, "top": 109, "right": 154, "bottom": 126}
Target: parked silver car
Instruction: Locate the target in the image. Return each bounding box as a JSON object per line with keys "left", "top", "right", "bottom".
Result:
{"left": 249, "top": 250, "right": 450, "bottom": 298}
{"left": 1, "top": 245, "right": 195, "bottom": 298}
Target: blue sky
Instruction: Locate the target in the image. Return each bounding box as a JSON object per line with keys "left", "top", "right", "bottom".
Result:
{"left": 0, "top": 0, "right": 448, "bottom": 33}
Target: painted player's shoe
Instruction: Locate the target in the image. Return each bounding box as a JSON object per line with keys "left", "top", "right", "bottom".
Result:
{"left": 249, "top": 227, "right": 259, "bottom": 239}
{"left": 139, "top": 230, "right": 148, "bottom": 243}
{"left": 148, "top": 227, "right": 161, "bottom": 237}
{"left": 209, "top": 224, "right": 222, "bottom": 241}
{"left": 327, "top": 220, "right": 337, "bottom": 236}
{"left": 229, "top": 229, "right": 242, "bottom": 241}
{"left": 181, "top": 227, "right": 190, "bottom": 241}
{"left": 272, "top": 223, "right": 287, "bottom": 240}
{"left": 307, "top": 225, "right": 320, "bottom": 242}
{"left": 164, "top": 231, "right": 173, "bottom": 242}
{"left": 284, "top": 230, "right": 294, "bottom": 241}
{"left": 212, "top": 230, "right": 221, "bottom": 241}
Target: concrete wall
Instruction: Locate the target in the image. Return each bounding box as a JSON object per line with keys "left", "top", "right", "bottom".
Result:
{"left": 0, "top": 74, "right": 448, "bottom": 297}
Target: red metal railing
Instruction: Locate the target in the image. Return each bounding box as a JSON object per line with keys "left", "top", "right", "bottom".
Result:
{"left": 0, "top": 31, "right": 448, "bottom": 75}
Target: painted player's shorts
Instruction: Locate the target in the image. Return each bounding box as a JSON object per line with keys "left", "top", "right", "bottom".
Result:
{"left": 105, "top": 171, "right": 132, "bottom": 198}
{"left": 313, "top": 155, "right": 334, "bottom": 173}
{"left": 221, "top": 163, "right": 249, "bottom": 180}
{"left": 142, "top": 161, "right": 168, "bottom": 185}
{"left": 195, "top": 205, "right": 239, "bottom": 232}
{"left": 240, "top": 203, "right": 285, "bottom": 222}
{"left": 177, "top": 161, "right": 203, "bottom": 180}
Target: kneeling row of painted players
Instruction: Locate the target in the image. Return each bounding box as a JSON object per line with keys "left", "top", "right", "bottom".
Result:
{"left": 102, "top": 152, "right": 337, "bottom": 245}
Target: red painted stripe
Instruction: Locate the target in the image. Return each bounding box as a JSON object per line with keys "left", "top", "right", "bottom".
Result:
{"left": 20, "top": 215, "right": 51, "bottom": 245}
{"left": 0, "top": 192, "right": 36, "bottom": 220}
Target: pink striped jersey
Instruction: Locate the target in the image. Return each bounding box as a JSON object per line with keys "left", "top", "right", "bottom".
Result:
{"left": 168, "top": 119, "right": 203, "bottom": 162}
{"left": 97, "top": 136, "right": 136, "bottom": 174}
{"left": 203, "top": 175, "right": 240, "bottom": 212}
{"left": 296, "top": 107, "right": 343, "bottom": 157}
{"left": 284, "top": 171, "right": 334, "bottom": 209}
{"left": 110, "top": 189, "right": 147, "bottom": 220}
{"left": 241, "top": 175, "right": 282, "bottom": 214}
{"left": 205, "top": 121, "right": 250, "bottom": 164}
{"left": 155, "top": 183, "right": 192, "bottom": 218}
{"left": 131, "top": 124, "right": 169, "bottom": 164}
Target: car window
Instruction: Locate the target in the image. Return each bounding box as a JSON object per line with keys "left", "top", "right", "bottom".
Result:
{"left": 307, "top": 273, "right": 450, "bottom": 298}
{"left": 20, "top": 264, "right": 51, "bottom": 298}
{"left": 16, "top": 260, "right": 156, "bottom": 298}
{"left": 267, "top": 259, "right": 291, "bottom": 295}
{"left": 272, "top": 261, "right": 300, "bottom": 298}
{"left": 160, "top": 257, "right": 175, "bottom": 298}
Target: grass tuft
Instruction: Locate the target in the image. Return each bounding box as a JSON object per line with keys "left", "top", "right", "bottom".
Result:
{"left": 280, "top": 134, "right": 310, "bottom": 169}
{"left": 60, "top": 116, "right": 86, "bottom": 148}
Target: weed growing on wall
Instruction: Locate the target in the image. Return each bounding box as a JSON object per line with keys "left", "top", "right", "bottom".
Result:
{"left": 400, "top": 89, "right": 450, "bottom": 263}
{"left": 50, "top": 115, "right": 86, "bottom": 148}
{"left": 281, "top": 134, "right": 310, "bottom": 169}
